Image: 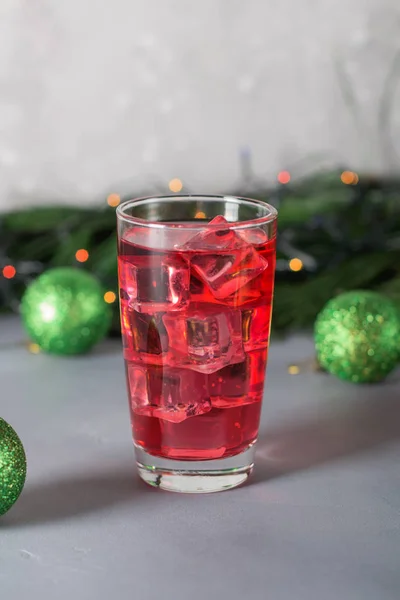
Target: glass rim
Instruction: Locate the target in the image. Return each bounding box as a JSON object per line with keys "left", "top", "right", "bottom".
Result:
{"left": 116, "top": 194, "right": 278, "bottom": 230}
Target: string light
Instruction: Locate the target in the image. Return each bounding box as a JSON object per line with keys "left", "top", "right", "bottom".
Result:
{"left": 75, "top": 249, "right": 89, "bottom": 263}
{"left": 107, "top": 193, "right": 121, "bottom": 207}
{"left": 169, "top": 178, "right": 183, "bottom": 193}
{"left": 341, "top": 171, "right": 359, "bottom": 185}
{"left": 104, "top": 291, "right": 117, "bottom": 304}
{"left": 289, "top": 258, "right": 303, "bottom": 272}
{"left": 278, "top": 171, "right": 291, "bottom": 184}
{"left": 2, "top": 265, "right": 16, "bottom": 279}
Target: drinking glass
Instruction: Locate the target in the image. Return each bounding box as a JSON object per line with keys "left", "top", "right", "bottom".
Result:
{"left": 117, "top": 195, "right": 277, "bottom": 493}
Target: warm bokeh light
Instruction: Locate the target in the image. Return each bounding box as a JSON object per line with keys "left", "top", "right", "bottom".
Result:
{"left": 341, "top": 171, "right": 359, "bottom": 185}
{"left": 195, "top": 211, "right": 206, "bottom": 219}
{"left": 288, "top": 365, "right": 300, "bottom": 375}
{"left": 278, "top": 171, "right": 291, "bottom": 184}
{"left": 169, "top": 178, "right": 183, "bottom": 193}
{"left": 2, "top": 265, "right": 16, "bottom": 279}
{"left": 28, "top": 343, "right": 41, "bottom": 355}
{"left": 104, "top": 291, "right": 117, "bottom": 304}
{"left": 107, "top": 193, "right": 121, "bottom": 207}
{"left": 75, "top": 249, "right": 89, "bottom": 263}
{"left": 289, "top": 257, "right": 303, "bottom": 272}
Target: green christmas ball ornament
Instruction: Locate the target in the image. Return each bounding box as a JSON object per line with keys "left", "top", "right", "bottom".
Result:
{"left": 0, "top": 418, "right": 27, "bottom": 516}
{"left": 315, "top": 291, "right": 400, "bottom": 383}
{"left": 21, "top": 267, "right": 112, "bottom": 355}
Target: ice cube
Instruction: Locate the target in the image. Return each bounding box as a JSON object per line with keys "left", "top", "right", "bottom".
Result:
{"left": 127, "top": 363, "right": 211, "bottom": 423}
{"left": 118, "top": 259, "right": 136, "bottom": 300}
{"left": 189, "top": 271, "right": 217, "bottom": 304}
{"left": 191, "top": 252, "right": 267, "bottom": 300}
{"left": 120, "top": 255, "right": 190, "bottom": 313}
{"left": 185, "top": 216, "right": 267, "bottom": 299}
{"left": 127, "top": 364, "right": 150, "bottom": 410}
{"left": 184, "top": 215, "right": 244, "bottom": 250}
{"left": 123, "top": 225, "right": 194, "bottom": 252}
{"left": 208, "top": 348, "right": 267, "bottom": 409}
{"left": 120, "top": 303, "right": 135, "bottom": 357}
{"left": 119, "top": 300, "right": 169, "bottom": 363}
{"left": 186, "top": 217, "right": 268, "bottom": 249}
{"left": 163, "top": 304, "right": 244, "bottom": 374}
{"left": 241, "top": 305, "right": 271, "bottom": 351}
{"left": 238, "top": 227, "right": 268, "bottom": 246}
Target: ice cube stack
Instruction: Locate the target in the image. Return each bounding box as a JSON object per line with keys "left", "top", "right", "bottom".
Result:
{"left": 119, "top": 216, "right": 270, "bottom": 423}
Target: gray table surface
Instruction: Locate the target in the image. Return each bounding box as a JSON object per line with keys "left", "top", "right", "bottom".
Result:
{"left": 1, "top": 315, "right": 400, "bottom": 599}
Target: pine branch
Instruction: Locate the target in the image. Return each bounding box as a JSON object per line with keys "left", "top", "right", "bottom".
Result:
{"left": 1, "top": 170, "right": 399, "bottom": 334}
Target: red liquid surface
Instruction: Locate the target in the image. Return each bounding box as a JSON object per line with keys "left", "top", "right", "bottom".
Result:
{"left": 118, "top": 219, "right": 276, "bottom": 460}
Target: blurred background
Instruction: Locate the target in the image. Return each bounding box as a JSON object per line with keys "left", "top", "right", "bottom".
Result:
{"left": 1, "top": 0, "right": 400, "bottom": 333}
{"left": 1, "top": 0, "right": 400, "bottom": 206}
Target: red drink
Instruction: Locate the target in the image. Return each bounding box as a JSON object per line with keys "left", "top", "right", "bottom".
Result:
{"left": 118, "top": 216, "right": 276, "bottom": 463}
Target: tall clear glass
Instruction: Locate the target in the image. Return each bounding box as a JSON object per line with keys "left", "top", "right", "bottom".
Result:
{"left": 117, "top": 195, "right": 277, "bottom": 493}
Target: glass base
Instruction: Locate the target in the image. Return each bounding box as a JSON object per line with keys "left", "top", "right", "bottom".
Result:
{"left": 135, "top": 444, "right": 255, "bottom": 493}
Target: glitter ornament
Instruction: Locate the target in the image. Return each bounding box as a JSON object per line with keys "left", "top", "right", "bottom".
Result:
{"left": 0, "top": 418, "right": 27, "bottom": 516}
{"left": 21, "top": 267, "right": 112, "bottom": 355}
{"left": 315, "top": 291, "right": 400, "bottom": 383}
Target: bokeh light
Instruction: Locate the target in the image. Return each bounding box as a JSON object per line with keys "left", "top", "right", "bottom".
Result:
{"left": 75, "top": 249, "right": 89, "bottom": 263}
{"left": 278, "top": 171, "right": 291, "bottom": 184}
{"left": 289, "top": 257, "right": 303, "bottom": 272}
{"left": 2, "top": 265, "right": 16, "bottom": 279}
{"left": 104, "top": 291, "right": 117, "bottom": 304}
{"left": 169, "top": 178, "right": 183, "bottom": 193}
{"left": 341, "top": 171, "right": 359, "bottom": 185}
{"left": 28, "top": 343, "right": 41, "bottom": 354}
{"left": 107, "top": 193, "right": 121, "bottom": 207}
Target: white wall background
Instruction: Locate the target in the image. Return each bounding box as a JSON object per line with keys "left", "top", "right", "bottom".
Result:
{"left": 1, "top": 0, "right": 400, "bottom": 210}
